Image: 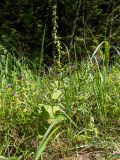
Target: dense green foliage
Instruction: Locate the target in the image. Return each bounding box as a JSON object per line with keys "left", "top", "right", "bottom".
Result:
{"left": 0, "top": 1, "right": 120, "bottom": 159}
{"left": 0, "top": 52, "right": 120, "bottom": 159}
{"left": 0, "top": 0, "right": 120, "bottom": 64}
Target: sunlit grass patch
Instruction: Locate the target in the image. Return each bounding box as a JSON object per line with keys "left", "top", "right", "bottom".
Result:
{"left": 0, "top": 51, "right": 119, "bottom": 159}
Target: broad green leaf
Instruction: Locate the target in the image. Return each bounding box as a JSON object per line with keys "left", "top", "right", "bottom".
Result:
{"left": 51, "top": 90, "right": 62, "bottom": 100}
{"left": 38, "top": 104, "right": 60, "bottom": 119}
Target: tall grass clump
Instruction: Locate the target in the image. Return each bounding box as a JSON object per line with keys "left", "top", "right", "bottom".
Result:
{"left": 0, "top": 50, "right": 64, "bottom": 159}
{"left": 0, "top": 42, "right": 120, "bottom": 159}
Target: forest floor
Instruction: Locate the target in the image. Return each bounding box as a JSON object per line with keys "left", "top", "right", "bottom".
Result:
{"left": 42, "top": 136, "right": 120, "bottom": 160}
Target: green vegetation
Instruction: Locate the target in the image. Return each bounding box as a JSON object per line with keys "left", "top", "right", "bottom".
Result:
{"left": 0, "top": 0, "right": 120, "bottom": 62}
{"left": 0, "top": 42, "right": 120, "bottom": 159}
{"left": 0, "top": 0, "right": 120, "bottom": 159}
